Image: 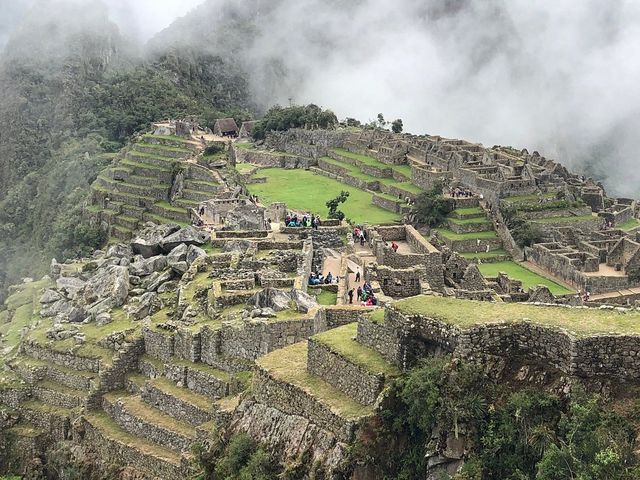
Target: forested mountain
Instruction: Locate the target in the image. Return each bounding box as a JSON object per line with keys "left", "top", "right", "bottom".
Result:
{"left": 0, "top": 0, "right": 256, "bottom": 303}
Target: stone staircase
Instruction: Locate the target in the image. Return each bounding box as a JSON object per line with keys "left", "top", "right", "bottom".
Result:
{"left": 88, "top": 134, "right": 224, "bottom": 241}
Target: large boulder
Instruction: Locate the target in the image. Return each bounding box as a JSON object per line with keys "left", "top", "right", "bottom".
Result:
{"left": 131, "top": 223, "right": 180, "bottom": 258}
{"left": 186, "top": 245, "right": 207, "bottom": 265}
{"left": 161, "top": 227, "right": 208, "bottom": 253}
{"left": 222, "top": 239, "right": 252, "bottom": 253}
{"left": 167, "top": 244, "right": 188, "bottom": 265}
{"left": 106, "top": 243, "right": 133, "bottom": 259}
{"left": 224, "top": 203, "right": 266, "bottom": 231}
{"left": 40, "top": 298, "right": 72, "bottom": 318}
{"left": 247, "top": 288, "right": 292, "bottom": 312}
{"left": 289, "top": 289, "right": 318, "bottom": 313}
{"left": 40, "top": 289, "right": 63, "bottom": 305}
{"left": 129, "top": 255, "right": 168, "bottom": 277}
{"left": 56, "top": 277, "right": 86, "bottom": 300}
{"left": 82, "top": 265, "right": 130, "bottom": 308}
{"left": 126, "top": 292, "right": 162, "bottom": 320}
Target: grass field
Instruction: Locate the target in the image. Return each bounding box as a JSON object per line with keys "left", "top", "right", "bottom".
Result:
{"left": 618, "top": 218, "right": 640, "bottom": 231}
{"left": 477, "top": 261, "right": 574, "bottom": 295}
{"left": 394, "top": 295, "right": 640, "bottom": 336}
{"left": 434, "top": 228, "right": 498, "bottom": 240}
{"left": 530, "top": 214, "right": 596, "bottom": 224}
{"left": 247, "top": 168, "right": 401, "bottom": 224}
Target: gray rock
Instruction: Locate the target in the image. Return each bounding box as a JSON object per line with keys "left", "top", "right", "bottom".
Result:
{"left": 40, "top": 289, "right": 62, "bottom": 304}
{"left": 106, "top": 243, "right": 133, "bottom": 259}
{"left": 95, "top": 312, "right": 112, "bottom": 326}
{"left": 146, "top": 270, "right": 175, "bottom": 292}
{"left": 161, "top": 226, "right": 208, "bottom": 253}
{"left": 131, "top": 223, "right": 180, "bottom": 258}
{"left": 167, "top": 243, "right": 188, "bottom": 265}
{"left": 222, "top": 239, "right": 252, "bottom": 253}
{"left": 119, "top": 258, "right": 130, "bottom": 267}
{"left": 82, "top": 265, "right": 129, "bottom": 308}
{"left": 50, "top": 258, "right": 62, "bottom": 279}
{"left": 129, "top": 275, "right": 141, "bottom": 286}
{"left": 186, "top": 245, "right": 207, "bottom": 265}
{"left": 247, "top": 288, "right": 292, "bottom": 312}
{"left": 130, "top": 288, "right": 147, "bottom": 296}
{"left": 56, "top": 277, "right": 86, "bottom": 299}
{"left": 40, "top": 299, "right": 72, "bottom": 318}
{"left": 170, "top": 261, "right": 189, "bottom": 275}
{"left": 289, "top": 289, "right": 318, "bottom": 313}
{"left": 129, "top": 255, "right": 168, "bottom": 277}
{"left": 68, "top": 306, "right": 87, "bottom": 323}
{"left": 127, "top": 292, "right": 162, "bottom": 320}
{"left": 157, "top": 281, "right": 178, "bottom": 294}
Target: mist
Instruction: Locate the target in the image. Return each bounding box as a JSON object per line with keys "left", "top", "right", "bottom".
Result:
{"left": 242, "top": 0, "right": 640, "bottom": 196}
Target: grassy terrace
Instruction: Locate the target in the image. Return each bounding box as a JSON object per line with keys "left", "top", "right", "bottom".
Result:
{"left": 619, "top": 218, "right": 640, "bottom": 231}
{"left": 235, "top": 142, "right": 294, "bottom": 157}
{"left": 448, "top": 216, "right": 490, "bottom": 225}
{"left": 332, "top": 148, "right": 413, "bottom": 179}
{"left": 247, "top": 168, "right": 400, "bottom": 224}
{"left": 120, "top": 158, "right": 172, "bottom": 172}
{"left": 434, "top": 228, "right": 498, "bottom": 240}
{"left": 502, "top": 192, "right": 557, "bottom": 205}
{"left": 530, "top": 214, "right": 596, "bottom": 224}
{"left": 461, "top": 249, "right": 509, "bottom": 259}
{"left": 235, "top": 162, "right": 257, "bottom": 173}
{"left": 137, "top": 142, "right": 191, "bottom": 154}
{"left": 143, "top": 134, "right": 193, "bottom": 144}
{"left": 321, "top": 157, "right": 422, "bottom": 194}
{"left": 394, "top": 295, "right": 640, "bottom": 336}
{"left": 311, "top": 289, "right": 337, "bottom": 305}
{"left": 257, "top": 341, "right": 373, "bottom": 418}
{"left": 452, "top": 207, "right": 484, "bottom": 216}
{"left": 477, "top": 261, "right": 574, "bottom": 295}
{"left": 313, "top": 323, "right": 399, "bottom": 376}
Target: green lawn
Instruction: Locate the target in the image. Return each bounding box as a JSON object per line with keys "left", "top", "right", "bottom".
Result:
{"left": 448, "top": 217, "right": 490, "bottom": 225}
{"left": 461, "top": 249, "right": 509, "bottom": 259}
{"left": 618, "top": 218, "right": 640, "bottom": 231}
{"left": 331, "top": 148, "right": 389, "bottom": 170}
{"left": 434, "top": 228, "right": 498, "bottom": 240}
{"left": 477, "top": 261, "right": 574, "bottom": 295}
{"left": 452, "top": 207, "right": 484, "bottom": 216}
{"left": 321, "top": 157, "right": 422, "bottom": 194}
{"left": 247, "top": 168, "right": 401, "bottom": 224}
{"left": 502, "top": 192, "right": 557, "bottom": 205}
{"left": 310, "top": 289, "right": 337, "bottom": 306}
{"left": 394, "top": 295, "right": 640, "bottom": 337}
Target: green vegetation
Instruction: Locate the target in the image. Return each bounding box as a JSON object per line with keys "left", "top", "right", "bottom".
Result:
{"left": 311, "top": 289, "right": 337, "bottom": 305}
{"left": 448, "top": 216, "right": 491, "bottom": 225}
{"left": 246, "top": 168, "right": 401, "bottom": 224}
{"left": 618, "top": 218, "right": 640, "bottom": 231}
{"left": 326, "top": 190, "right": 350, "bottom": 221}
{"left": 434, "top": 229, "right": 498, "bottom": 240}
{"left": 352, "top": 357, "right": 640, "bottom": 480}
{"left": 461, "top": 249, "right": 509, "bottom": 260}
{"left": 477, "top": 261, "right": 574, "bottom": 295}
{"left": 331, "top": 148, "right": 388, "bottom": 170}
{"left": 313, "top": 323, "right": 400, "bottom": 376}
{"left": 412, "top": 182, "right": 455, "bottom": 227}
{"left": 252, "top": 104, "right": 338, "bottom": 140}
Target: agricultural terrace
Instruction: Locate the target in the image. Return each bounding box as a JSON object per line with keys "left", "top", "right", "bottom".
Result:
{"left": 477, "top": 261, "right": 574, "bottom": 296}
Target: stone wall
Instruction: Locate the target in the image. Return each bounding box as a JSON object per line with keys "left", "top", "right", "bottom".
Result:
{"left": 252, "top": 366, "right": 360, "bottom": 443}
{"left": 307, "top": 339, "right": 384, "bottom": 405}
{"left": 355, "top": 317, "right": 403, "bottom": 366}
{"left": 234, "top": 148, "right": 313, "bottom": 169}
{"left": 312, "top": 306, "right": 369, "bottom": 332}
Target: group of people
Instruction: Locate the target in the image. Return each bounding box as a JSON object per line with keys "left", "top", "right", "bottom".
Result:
{"left": 449, "top": 187, "right": 473, "bottom": 198}
{"left": 285, "top": 212, "right": 321, "bottom": 229}
{"left": 577, "top": 289, "right": 591, "bottom": 302}
{"left": 347, "top": 281, "right": 377, "bottom": 306}
{"left": 601, "top": 220, "right": 614, "bottom": 230}
{"left": 308, "top": 271, "right": 339, "bottom": 285}
{"left": 353, "top": 226, "right": 367, "bottom": 246}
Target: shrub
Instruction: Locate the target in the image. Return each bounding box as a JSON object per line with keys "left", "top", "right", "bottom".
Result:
{"left": 252, "top": 104, "right": 338, "bottom": 140}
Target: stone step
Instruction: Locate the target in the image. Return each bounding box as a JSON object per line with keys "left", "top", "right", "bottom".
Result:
{"left": 181, "top": 189, "right": 215, "bottom": 203}
{"left": 447, "top": 217, "right": 492, "bottom": 234}
{"left": 10, "top": 355, "right": 98, "bottom": 390}
{"left": 149, "top": 202, "right": 191, "bottom": 223}
{"left": 141, "top": 134, "right": 198, "bottom": 149}
{"left": 20, "top": 400, "right": 76, "bottom": 439}
{"left": 307, "top": 323, "right": 400, "bottom": 406}
{"left": 83, "top": 412, "right": 185, "bottom": 477}
{"left": 173, "top": 198, "right": 201, "bottom": 210}
{"left": 21, "top": 342, "right": 101, "bottom": 373}
{"left": 143, "top": 212, "right": 189, "bottom": 228}
{"left": 134, "top": 143, "right": 191, "bottom": 159}
{"left": 97, "top": 176, "right": 170, "bottom": 201}
{"left": 125, "top": 173, "right": 170, "bottom": 188}
{"left": 119, "top": 159, "right": 174, "bottom": 183}
{"left": 120, "top": 204, "right": 147, "bottom": 219}
{"left": 184, "top": 179, "right": 218, "bottom": 193}
{"left": 113, "top": 214, "right": 140, "bottom": 231}
{"left": 127, "top": 151, "right": 177, "bottom": 170}
{"left": 141, "top": 377, "right": 214, "bottom": 426}
{"left": 254, "top": 341, "right": 373, "bottom": 443}
{"left": 93, "top": 185, "right": 156, "bottom": 209}
{"left": 103, "top": 392, "right": 196, "bottom": 452}
{"left": 111, "top": 225, "right": 133, "bottom": 241}
{"left": 32, "top": 380, "right": 89, "bottom": 408}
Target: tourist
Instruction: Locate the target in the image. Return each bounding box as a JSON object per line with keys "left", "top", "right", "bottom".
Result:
{"left": 357, "top": 286, "right": 363, "bottom": 299}
{"left": 355, "top": 270, "right": 361, "bottom": 283}
{"left": 347, "top": 289, "right": 354, "bottom": 304}
{"left": 391, "top": 241, "right": 399, "bottom": 252}
{"left": 325, "top": 272, "right": 333, "bottom": 284}
{"left": 359, "top": 231, "right": 365, "bottom": 246}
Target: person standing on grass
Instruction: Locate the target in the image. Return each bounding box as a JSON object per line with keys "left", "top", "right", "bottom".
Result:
{"left": 348, "top": 288, "right": 354, "bottom": 304}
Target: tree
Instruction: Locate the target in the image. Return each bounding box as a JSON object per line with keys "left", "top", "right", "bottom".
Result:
{"left": 377, "top": 113, "right": 386, "bottom": 129}
{"left": 252, "top": 104, "right": 338, "bottom": 140}
{"left": 326, "top": 191, "right": 350, "bottom": 221}
{"left": 412, "top": 182, "right": 454, "bottom": 227}
{"left": 391, "top": 118, "right": 403, "bottom": 133}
